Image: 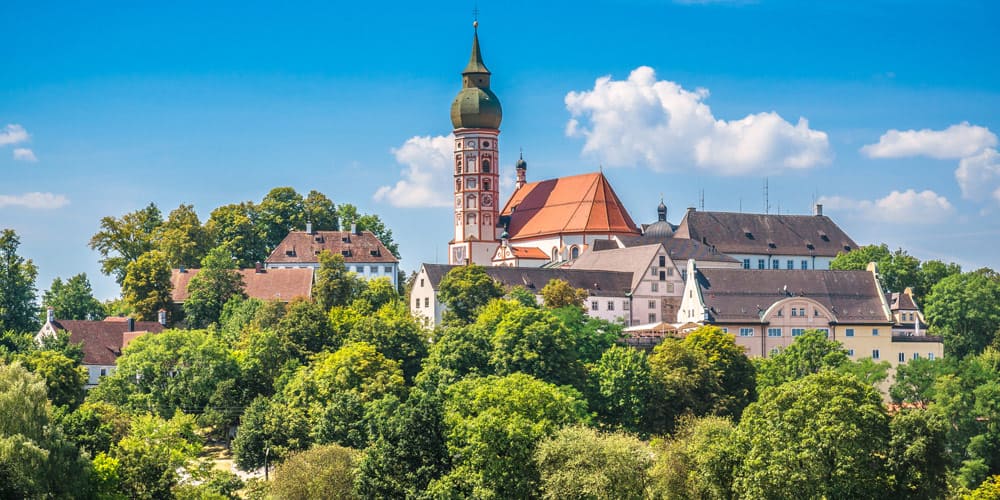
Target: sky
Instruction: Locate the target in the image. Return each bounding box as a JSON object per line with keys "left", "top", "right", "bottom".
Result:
{"left": 2, "top": 0, "right": 999, "bottom": 300}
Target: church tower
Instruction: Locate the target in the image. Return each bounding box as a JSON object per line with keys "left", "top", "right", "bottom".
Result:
{"left": 448, "top": 21, "right": 503, "bottom": 265}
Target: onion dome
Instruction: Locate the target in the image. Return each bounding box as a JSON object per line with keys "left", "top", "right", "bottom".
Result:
{"left": 516, "top": 151, "right": 527, "bottom": 170}
{"left": 644, "top": 199, "right": 674, "bottom": 238}
{"left": 450, "top": 22, "right": 503, "bottom": 130}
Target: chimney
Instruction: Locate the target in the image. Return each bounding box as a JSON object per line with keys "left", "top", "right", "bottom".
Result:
{"left": 179, "top": 266, "right": 186, "bottom": 273}
{"left": 255, "top": 261, "right": 264, "bottom": 273}
{"left": 46, "top": 306, "right": 55, "bottom": 323}
{"left": 814, "top": 203, "right": 823, "bottom": 216}
{"left": 351, "top": 223, "right": 360, "bottom": 235}
{"left": 127, "top": 317, "right": 135, "bottom": 332}
{"left": 306, "top": 221, "right": 313, "bottom": 234}
{"left": 158, "top": 309, "right": 167, "bottom": 327}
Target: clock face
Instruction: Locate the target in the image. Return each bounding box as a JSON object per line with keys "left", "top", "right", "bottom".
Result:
{"left": 482, "top": 194, "right": 493, "bottom": 207}
{"left": 466, "top": 140, "right": 475, "bottom": 148}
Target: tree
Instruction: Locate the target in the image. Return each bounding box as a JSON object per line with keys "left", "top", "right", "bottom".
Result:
{"left": 355, "top": 389, "right": 451, "bottom": 498}
{"left": 915, "top": 259, "right": 961, "bottom": 305}
{"left": 183, "top": 247, "right": 246, "bottom": 328}
{"left": 551, "top": 305, "right": 622, "bottom": 364}
{"left": 437, "top": 265, "right": 504, "bottom": 325}
{"left": 887, "top": 409, "right": 949, "bottom": 499}
{"left": 754, "top": 329, "right": 848, "bottom": 390}
{"left": 831, "top": 243, "right": 921, "bottom": 293}
{"left": 0, "top": 229, "right": 39, "bottom": 333}
{"left": 89, "top": 203, "right": 163, "bottom": 284}
{"left": 647, "top": 338, "right": 719, "bottom": 433}
{"left": 358, "top": 276, "right": 398, "bottom": 311}
{"left": 535, "top": 426, "right": 653, "bottom": 500}
{"left": 25, "top": 349, "right": 86, "bottom": 409}
{"left": 648, "top": 415, "right": 738, "bottom": 500}
{"left": 303, "top": 190, "right": 340, "bottom": 231}
{"left": 347, "top": 302, "right": 428, "bottom": 383}
{"left": 490, "top": 304, "right": 584, "bottom": 389}
{"left": 682, "top": 326, "right": 757, "bottom": 419}
{"left": 269, "top": 444, "right": 359, "bottom": 500}
{"left": 839, "top": 356, "right": 892, "bottom": 387}
{"left": 121, "top": 250, "right": 172, "bottom": 321}
{"left": 889, "top": 356, "right": 943, "bottom": 404}
{"left": 338, "top": 203, "right": 400, "bottom": 258}
{"left": 437, "top": 373, "right": 589, "bottom": 498}
{"left": 312, "top": 251, "right": 366, "bottom": 312}
{"left": 276, "top": 297, "right": 337, "bottom": 358}
{"left": 232, "top": 396, "right": 309, "bottom": 471}
{"left": 108, "top": 412, "right": 202, "bottom": 499}
{"left": 153, "top": 203, "right": 212, "bottom": 269}
{"left": 925, "top": 271, "right": 1000, "bottom": 358}
{"left": 41, "top": 273, "right": 105, "bottom": 321}
{"left": 414, "top": 324, "right": 492, "bottom": 391}
{"left": 58, "top": 401, "right": 130, "bottom": 457}
{"left": 206, "top": 202, "right": 268, "bottom": 268}
{"left": 733, "top": 371, "right": 891, "bottom": 500}
{"left": 258, "top": 187, "right": 305, "bottom": 252}
{"left": 540, "top": 278, "right": 588, "bottom": 309}
{"left": 587, "top": 345, "right": 653, "bottom": 433}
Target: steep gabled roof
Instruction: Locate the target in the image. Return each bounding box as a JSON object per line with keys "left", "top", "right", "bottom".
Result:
{"left": 566, "top": 244, "right": 662, "bottom": 291}
{"left": 500, "top": 172, "right": 640, "bottom": 240}
{"left": 674, "top": 209, "right": 857, "bottom": 257}
{"left": 266, "top": 230, "right": 398, "bottom": 264}
{"left": 171, "top": 268, "right": 313, "bottom": 303}
{"left": 696, "top": 269, "right": 890, "bottom": 324}
{"left": 50, "top": 319, "right": 164, "bottom": 366}
{"left": 614, "top": 235, "right": 741, "bottom": 264}
{"left": 421, "top": 264, "right": 633, "bottom": 297}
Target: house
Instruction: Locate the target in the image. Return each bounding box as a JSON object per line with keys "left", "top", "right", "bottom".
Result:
{"left": 170, "top": 266, "right": 314, "bottom": 304}
{"left": 565, "top": 244, "right": 681, "bottom": 326}
{"left": 676, "top": 260, "right": 943, "bottom": 366}
{"left": 411, "top": 264, "right": 633, "bottom": 327}
{"left": 36, "top": 308, "right": 166, "bottom": 388}
{"left": 265, "top": 224, "right": 399, "bottom": 288}
{"left": 888, "top": 287, "right": 929, "bottom": 338}
{"left": 672, "top": 204, "right": 858, "bottom": 270}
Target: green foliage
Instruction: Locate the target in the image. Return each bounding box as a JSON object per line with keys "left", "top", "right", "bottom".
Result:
{"left": 890, "top": 356, "right": 944, "bottom": 403}
{"left": 206, "top": 202, "right": 268, "bottom": 268}
{"left": 58, "top": 401, "right": 131, "bottom": 457}
{"left": 89, "top": 203, "right": 163, "bottom": 285}
{"left": 183, "top": 246, "right": 246, "bottom": 328}
{"left": 925, "top": 271, "right": 1000, "bottom": 358}
{"left": 437, "top": 265, "right": 504, "bottom": 325}
{"left": 303, "top": 190, "right": 340, "bottom": 231}
{"left": 440, "top": 373, "right": 590, "bottom": 498}
{"left": 539, "top": 278, "right": 589, "bottom": 310}
{"left": 648, "top": 415, "right": 738, "bottom": 500}
{"left": 415, "top": 324, "right": 492, "bottom": 391}
{"left": 551, "top": 305, "right": 622, "bottom": 364}
{"left": 41, "top": 273, "right": 105, "bottom": 321}
{"left": 682, "top": 326, "right": 757, "bottom": 419}
{"left": 967, "top": 475, "right": 1000, "bottom": 499}
{"left": 25, "top": 349, "right": 86, "bottom": 409}
{"left": 269, "top": 443, "right": 360, "bottom": 500}
{"left": 358, "top": 276, "right": 398, "bottom": 311}
{"left": 338, "top": 203, "right": 400, "bottom": 258}
{"left": 588, "top": 345, "right": 653, "bottom": 433}
{"left": 109, "top": 412, "right": 202, "bottom": 499}
{"left": 534, "top": 426, "right": 653, "bottom": 500}
{"left": 754, "top": 328, "right": 847, "bottom": 390}
{"left": 733, "top": 371, "right": 891, "bottom": 499}
{"left": 831, "top": 243, "right": 920, "bottom": 294}
{"left": 346, "top": 301, "right": 428, "bottom": 383}
{"left": 838, "top": 356, "right": 892, "bottom": 387}
{"left": 234, "top": 326, "right": 297, "bottom": 398}
{"left": 888, "top": 409, "right": 949, "bottom": 499}
{"left": 506, "top": 285, "right": 539, "bottom": 307}
{"left": 915, "top": 259, "right": 962, "bottom": 304}
{"left": 0, "top": 229, "right": 39, "bottom": 334}
{"left": 121, "top": 249, "right": 173, "bottom": 321}
{"left": 489, "top": 304, "right": 584, "bottom": 388}
{"left": 312, "top": 251, "right": 366, "bottom": 312}
{"left": 277, "top": 297, "right": 337, "bottom": 358}
{"left": 154, "top": 203, "right": 212, "bottom": 270}
{"left": 258, "top": 187, "right": 306, "bottom": 252}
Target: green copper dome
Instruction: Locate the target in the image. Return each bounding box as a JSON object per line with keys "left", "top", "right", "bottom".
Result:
{"left": 450, "top": 25, "right": 502, "bottom": 130}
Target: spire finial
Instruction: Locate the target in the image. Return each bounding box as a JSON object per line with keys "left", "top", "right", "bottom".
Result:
{"left": 519, "top": 147, "right": 523, "bottom": 159}
{"left": 473, "top": 5, "right": 479, "bottom": 29}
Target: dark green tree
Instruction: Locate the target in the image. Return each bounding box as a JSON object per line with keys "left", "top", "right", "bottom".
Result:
{"left": 889, "top": 356, "right": 944, "bottom": 404}
{"left": 303, "top": 190, "right": 340, "bottom": 231}
{"left": 754, "top": 328, "right": 848, "bottom": 390}
{"left": 258, "top": 187, "right": 305, "bottom": 252}
{"left": 183, "top": 247, "right": 246, "bottom": 328}
{"left": 312, "top": 250, "right": 366, "bottom": 312}
{"left": 41, "top": 273, "right": 105, "bottom": 321}
{"left": 914, "top": 259, "right": 961, "bottom": 305}
{"left": 58, "top": 401, "right": 130, "bottom": 457}
{"left": 25, "top": 349, "right": 86, "bottom": 409}
{"left": 924, "top": 271, "right": 1000, "bottom": 358}
{"left": 588, "top": 345, "right": 653, "bottom": 433}
{"left": 887, "top": 409, "right": 949, "bottom": 499}
{"left": 347, "top": 301, "right": 427, "bottom": 383}
{"left": 89, "top": 203, "right": 163, "bottom": 285}
{"left": 437, "top": 265, "right": 504, "bottom": 325}
{"left": 121, "top": 250, "right": 172, "bottom": 321}
{"left": 153, "top": 203, "right": 212, "bottom": 269}
{"left": 489, "top": 304, "right": 584, "bottom": 388}
{"left": 276, "top": 297, "right": 337, "bottom": 358}
{"left": 831, "top": 243, "right": 920, "bottom": 294}
{"left": 683, "top": 325, "right": 757, "bottom": 419}
{"left": 0, "top": 229, "right": 39, "bottom": 333}
{"left": 206, "top": 202, "right": 268, "bottom": 267}
{"left": 414, "top": 324, "right": 492, "bottom": 391}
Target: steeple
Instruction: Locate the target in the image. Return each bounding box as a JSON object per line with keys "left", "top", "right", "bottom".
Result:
{"left": 451, "top": 21, "right": 502, "bottom": 130}
{"left": 657, "top": 197, "right": 668, "bottom": 222}
{"left": 463, "top": 22, "right": 490, "bottom": 77}
{"left": 515, "top": 150, "right": 527, "bottom": 190}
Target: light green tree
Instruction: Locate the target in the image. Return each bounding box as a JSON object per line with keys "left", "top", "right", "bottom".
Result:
{"left": 535, "top": 426, "right": 653, "bottom": 500}
{"left": 587, "top": 345, "right": 653, "bottom": 433}
{"left": 183, "top": 246, "right": 246, "bottom": 328}
{"left": 754, "top": 328, "right": 848, "bottom": 390}
{"left": 312, "top": 250, "right": 366, "bottom": 312}
{"left": 153, "top": 203, "right": 212, "bottom": 269}
{"left": 25, "top": 349, "right": 86, "bottom": 409}
{"left": 648, "top": 415, "right": 738, "bottom": 500}
{"left": 437, "top": 265, "right": 503, "bottom": 325}
{"left": 121, "top": 250, "right": 172, "bottom": 321}
{"left": 89, "top": 203, "right": 163, "bottom": 285}
{"left": 924, "top": 271, "right": 1000, "bottom": 358}
{"left": 41, "top": 273, "right": 105, "bottom": 321}
{"left": 269, "top": 444, "right": 359, "bottom": 500}
{"left": 206, "top": 202, "right": 267, "bottom": 268}
{"left": 539, "top": 278, "right": 589, "bottom": 309}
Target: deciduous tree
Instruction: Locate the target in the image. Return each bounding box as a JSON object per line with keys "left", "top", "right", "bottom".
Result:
{"left": 535, "top": 426, "right": 653, "bottom": 500}
{"left": 540, "top": 278, "right": 589, "bottom": 310}
{"left": 153, "top": 204, "right": 212, "bottom": 269}
{"left": 121, "top": 250, "right": 172, "bottom": 321}
{"left": 437, "top": 265, "right": 503, "bottom": 325}
{"left": 269, "top": 444, "right": 359, "bottom": 500}
{"left": 588, "top": 345, "right": 653, "bottom": 433}
{"left": 312, "top": 250, "right": 366, "bottom": 312}
{"left": 183, "top": 247, "right": 246, "bottom": 328}
{"left": 925, "top": 271, "right": 1000, "bottom": 358}
{"left": 0, "top": 229, "right": 39, "bottom": 333}
{"left": 206, "top": 202, "right": 267, "bottom": 268}
{"left": 89, "top": 203, "right": 163, "bottom": 285}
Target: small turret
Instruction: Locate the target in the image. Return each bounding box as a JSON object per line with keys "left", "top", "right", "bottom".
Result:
{"left": 515, "top": 151, "right": 527, "bottom": 190}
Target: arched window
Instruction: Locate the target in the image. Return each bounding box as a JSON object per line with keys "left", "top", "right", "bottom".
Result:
{"left": 551, "top": 247, "right": 559, "bottom": 261}
{"left": 482, "top": 159, "right": 491, "bottom": 173}
{"left": 483, "top": 179, "right": 491, "bottom": 191}
{"left": 466, "top": 194, "right": 477, "bottom": 209}
{"left": 455, "top": 155, "right": 462, "bottom": 174}
{"left": 455, "top": 179, "right": 461, "bottom": 191}
{"left": 466, "top": 213, "right": 477, "bottom": 225}
{"left": 571, "top": 246, "right": 580, "bottom": 259}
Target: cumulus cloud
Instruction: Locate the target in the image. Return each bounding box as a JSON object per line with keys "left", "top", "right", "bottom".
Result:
{"left": 860, "top": 122, "right": 997, "bottom": 159}
{"left": 374, "top": 134, "right": 455, "bottom": 208}
{"left": 564, "top": 66, "right": 831, "bottom": 175}
{"left": 0, "top": 192, "right": 70, "bottom": 209}
{"left": 0, "top": 124, "right": 29, "bottom": 146}
{"left": 13, "top": 148, "right": 37, "bottom": 162}
{"left": 819, "top": 189, "right": 954, "bottom": 224}
{"left": 955, "top": 148, "right": 1000, "bottom": 202}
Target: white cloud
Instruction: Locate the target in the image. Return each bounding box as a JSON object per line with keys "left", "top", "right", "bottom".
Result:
{"left": 564, "top": 66, "right": 831, "bottom": 175}
{"left": 819, "top": 189, "right": 955, "bottom": 224}
{"left": 374, "top": 134, "right": 454, "bottom": 208}
{"left": 0, "top": 124, "right": 29, "bottom": 146}
{"left": 860, "top": 122, "right": 997, "bottom": 159}
{"left": 13, "top": 148, "right": 37, "bottom": 162}
{"left": 0, "top": 192, "right": 69, "bottom": 209}
{"left": 955, "top": 148, "right": 1000, "bottom": 202}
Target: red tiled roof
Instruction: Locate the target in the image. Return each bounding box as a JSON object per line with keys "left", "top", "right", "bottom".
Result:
{"left": 266, "top": 230, "right": 398, "bottom": 264}
{"left": 170, "top": 268, "right": 313, "bottom": 303}
{"left": 509, "top": 246, "right": 549, "bottom": 259}
{"left": 500, "top": 172, "right": 640, "bottom": 241}
{"left": 51, "top": 318, "right": 164, "bottom": 366}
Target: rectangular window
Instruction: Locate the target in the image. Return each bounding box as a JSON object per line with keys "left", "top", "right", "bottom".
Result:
{"left": 928, "top": 353, "right": 935, "bottom": 360}
{"left": 792, "top": 328, "right": 805, "bottom": 337}
{"left": 424, "top": 297, "right": 429, "bottom": 307}
{"left": 791, "top": 308, "right": 798, "bottom": 317}
{"left": 767, "top": 327, "right": 782, "bottom": 337}
{"left": 100, "top": 368, "right": 107, "bottom": 377}
{"left": 845, "top": 328, "right": 854, "bottom": 337}
{"left": 414, "top": 299, "right": 420, "bottom": 308}
{"left": 650, "top": 268, "right": 658, "bottom": 276}
{"left": 721, "top": 328, "right": 729, "bottom": 333}
{"left": 370, "top": 266, "right": 378, "bottom": 273}
{"left": 817, "top": 328, "right": 830, "bottom": 337}
{"left": 667, "top": 282, "right": 675, "bottom": 293}
{"left": 420, "top": 278, "right": 425, "bottom": 287}
{"left": 743, "top": 259, "right": 751, "bottom": 269}
{"left": 651, "top": 283, "right": 659, "bottom": 293}
{"left": 801, "top": 260, "right": 809, "bottom": 270}
{"left": 799, "top": 308, "right": 806, "bottom": 317}
{"left": 739, "top": 327, "right": 754, "bottom": 337}
{"left": 648, "top": 300, "right": 657, "bottom": 309}
{"left": 667, "top": 268, "right": 674, "bottom": 276}
{"left": 872, "top": 328, "right": 879, "bottom": 336}
{"left": 591, "top": 301, "right": 598, "bottom": 311}
{"left": 787, "top": 260, "right": 794, "bottom": 269}
{"left": 659, "top": 271, "right": 666, "bottom": 281}
{"left": 777, "top": 309, "right": 783, "bottom": 317}
{"left": 872, "top": 349, "right": 880, "bottom": 360}
{"left": 649, "top": 313, "right": 657, "bottom": 323}
{"left": 623, "top": 300, "right": 630, "bottom": 310}
{"left": 898, "top": 352, "right": 905, "bottom": 362}
{"left": 772, "top": 260, "right": 779, "bottom": 269}
{"left": 659, "top": 256, "right": 666, "bottom": 267}
{"left": 847, "top": 349, "right": 855, "bottom": 356}
{"left": 758, "top": 259, "right": 766, "bottom": 269}
{"left": 384, "top": 266, "right": 393, "bottom": 273}
{"left": 607, "top": 301, "right": 615, "bottom": 311}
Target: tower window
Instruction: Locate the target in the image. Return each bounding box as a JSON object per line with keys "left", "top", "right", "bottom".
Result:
{"left": 466, "top": 213, "right": 477, "bottom": 224}
{"left": 482, "top": 159, "right": 491, "bottom": 173}
{"left": 466, "top": 177, "right": 477, "bottom": 189}
{"left": 466, "top": 194, "right": 477, "bottom": 209}
{"left": 483, "top": 179, "right": 491, "bottom": 191}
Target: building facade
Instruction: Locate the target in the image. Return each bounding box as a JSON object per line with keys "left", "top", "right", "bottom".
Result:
{"left": 265, "top": 227, "right": 399, "bottom": 288}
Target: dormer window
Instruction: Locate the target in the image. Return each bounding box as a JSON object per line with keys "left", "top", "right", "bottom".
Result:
{"left": 767, "top": 240, "right": 776, "bottom": 249}
{"left": 341, "top": 250, "right": 351, "bottom": 257}
{"left": 743, "top": 230, "right": 754, "bottom": 240}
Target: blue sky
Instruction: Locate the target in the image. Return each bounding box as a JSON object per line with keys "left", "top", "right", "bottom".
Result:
{"left": 2, "top": 0, "right": 999, "bottom": 300}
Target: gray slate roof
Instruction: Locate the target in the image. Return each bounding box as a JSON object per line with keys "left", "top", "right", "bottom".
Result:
{"left": 610, "top": 235, "right": 740, "bottom": 264}
{"left": 697, "top": 268, "right": 890, "bottom": 324}
{"left": 675, "top": 209, "right": 857, "bottom": 258}
{"left": 422, "top": 264, "right": 633, "bottom": 297}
